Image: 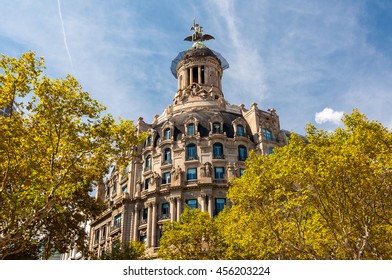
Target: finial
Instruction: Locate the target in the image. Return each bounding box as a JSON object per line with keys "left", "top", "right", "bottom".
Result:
{"left": 184, "top": 20, "right": 215, "bottom": 43}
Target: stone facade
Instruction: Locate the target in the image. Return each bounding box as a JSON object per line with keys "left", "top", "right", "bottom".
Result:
{"left": 89, "top": 30, "right": 289, "bottom": 257}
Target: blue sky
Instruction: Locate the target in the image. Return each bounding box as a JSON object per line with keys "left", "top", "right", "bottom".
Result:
{"left": 1, "top": 0, "right": 391, "bottom": 134}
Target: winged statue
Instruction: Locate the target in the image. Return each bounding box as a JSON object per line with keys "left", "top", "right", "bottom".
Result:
{"left": 184, "top": 20, "right": 215, "bottom": 42}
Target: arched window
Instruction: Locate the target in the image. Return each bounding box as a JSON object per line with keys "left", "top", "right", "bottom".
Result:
{"left": 238, "top": 145, "right": 248, "bottom": 161}
{"left": 213, "top": 143, "right": 224, "bottom": 159}
{"left": 187, "top": 123, "right": 195, "bottom": 135}
{"left": 212, "top": 122, "right": 222, "bottom": 134}
{"left": 163, "top": 128, "right": 171, "bottom": 140}
{"left": 145, "top": 155, "right": 151, "bottom": 170}
{"left": 186, "top": 144, "right": 197, "bottom": 160}
{"left": 237, "top": 125, "right": 245, "bottom": 136}
{"left": 163, "top": 148, "right": 171, "bottom": 164}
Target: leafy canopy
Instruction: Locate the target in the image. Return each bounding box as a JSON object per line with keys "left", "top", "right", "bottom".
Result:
{"left": 220, "top": 110, "right": 392, "bottom": 259}
{"left": 0, "top": 52, "right": 145, "bottom": 259}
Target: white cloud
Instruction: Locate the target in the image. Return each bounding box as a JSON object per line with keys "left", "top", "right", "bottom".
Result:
{"left": 315, "top": 108, "right": 344, "bottom": 124}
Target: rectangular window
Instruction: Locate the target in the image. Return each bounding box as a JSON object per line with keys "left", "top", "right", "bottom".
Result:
{"left": 187, "top": 123, "right": 195, "bottom": 135}
{"left": 113, "top": 213, "right": 121, "bottom": 230}
{"left": 187, "top": 199, "right": 198, "bottom": 209}
{"left": 101, "top": 226, "right": 106, "bottom": 240}
{"left": 187, "top": 168, "right": 197, "bottom": 181}
{"left": 94, "top": 229, "right": 100, "bottom": 244}
{"left": 214, "top": 167, "right": 224, "bottom": 180}
{"left": 162, "top": 172, "right": 171, "bottom": 184}
{"left": 121, "top": 184, "right": 127, "bottom": 193}
{"left": 144, "top": 178, "right": 150, "bottom": 190}
{"left": 215, "top": 198, "right": 226, "bottom": 215}
{"left": 162, "top": 203, "right": 169, "bottom": 215}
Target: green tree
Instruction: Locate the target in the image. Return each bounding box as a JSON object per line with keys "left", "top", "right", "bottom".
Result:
{"left": 0, "top": 52, "right": 145, "bottom": 259}
{"left": 158, "top": 207, "right": 226, "bottom": 260}
{"left": 220, "top": 110, "right": 392, "bottom": 259}
{"left": 97, "top": 241, "right": 145, "bottom": 260}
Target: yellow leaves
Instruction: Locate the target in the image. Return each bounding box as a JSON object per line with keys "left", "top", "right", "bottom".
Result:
{"left": 220, "top": 110, "right": 392, "bottom": 259}
{"left": 1, "top": 52, "right": 142, "bottom": 259}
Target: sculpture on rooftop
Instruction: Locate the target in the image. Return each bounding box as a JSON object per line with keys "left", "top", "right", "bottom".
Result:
{"left": 184, "top": 20, "right": 215, "bottom": 42}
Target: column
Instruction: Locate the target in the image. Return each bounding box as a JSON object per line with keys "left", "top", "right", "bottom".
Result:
{"left": 208, "top": 195, "right": 214, "bottom": 218}
{"left": 201, "top": 194, "right": 207, "bottom": 212}
{"left": 146, "top": 202, "right": 152, "bottom": 247}
{"left": 169, "top": 197, "right": 176, "bottom": 222}
{"left": 151, "top": 202, "right": 157, "bottom": 247}
{"left": 184, "top": 68, "right": 189, "bottom": 87}
{"left": 198, "top": 66, "right": 202, "bottom": 84}
{"left": 176, "top": 197, "right": 182, "bottom": 222}
{"left": 189, "top": 68, "right": 193, "bottom": 84}
{"left": 133, "top": 204, "right": 140, "bottom": 241}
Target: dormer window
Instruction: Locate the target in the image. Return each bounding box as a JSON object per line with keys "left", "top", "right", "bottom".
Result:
{"left": 212, "top": 122, "right": 222, "bottom": 134}
{"left": 237, "top": 125, "right": 245, "bottom": 136}
{"left": 163, "top": 128, "right": 171, "bottom": 140}
{"left": 187, "top": 123, "right": 195, "bottom": 135}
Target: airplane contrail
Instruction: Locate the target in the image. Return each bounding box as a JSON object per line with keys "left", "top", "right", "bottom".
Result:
{"left": 57, "top": 0, "right": 74, "bottom": 69}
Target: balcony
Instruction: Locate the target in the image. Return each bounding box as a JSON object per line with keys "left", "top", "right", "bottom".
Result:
{"left": 159, "top": 213, "right": 171, "bottom": 221}
{"left": 185, "top": 155, "right": 199, "bottom": 161}
{"left": 110, "top": 222, "right": 121, "bottom": 234}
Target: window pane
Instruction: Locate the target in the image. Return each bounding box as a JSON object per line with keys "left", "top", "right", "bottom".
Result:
{"left": 186, "top": 144, "right": 197, "bottom": 160}
{"left": 215, "top": 198, "right": 226, "bottom": 215}
{"left": 164, "top": 129, "right": 171, "bottom": 140}
{"left": 162, "top": 172, "right": 171, "bottom": 184}
{"left": 187, "top": 199, "right": 198, "bottom": 209}
{"left": 238, "top": 146, "right": 247, "bottom": 161}
{"left": 164, "top": 149, "right": 171, "bottom": 163}
{"left": 213, "top": 143, "right": 223, "bottom": 158}
{"left": 187, "top": 168, "right": 197, "bottom": 180}
{"left": 214, "top": 167, "right": 224, "bottom": 179}
{"left": 237, "top": 125, "right": 245, "bottom": 136}
{"left": 187, "top": 123, "right": 195, "bottom": 135}
{"left": 213, "top": 122, "right": 221, "bottom": 133}
{"left": 162, "top": 203, "right": 169, "bottom": 215}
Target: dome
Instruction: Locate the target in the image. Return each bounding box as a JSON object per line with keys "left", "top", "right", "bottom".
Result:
{"left": 153, "top": 111, "right": 254, "bottom": 143}
{"left": 170, "top": 47, "right": 229, "bottom": 78}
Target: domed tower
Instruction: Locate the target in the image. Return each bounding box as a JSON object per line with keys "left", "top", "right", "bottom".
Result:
{"left": 89, "top": 21, "right": 287, "bottom": 258}
{"left": 169, "top": 21, "right": 229, "bottom": 114}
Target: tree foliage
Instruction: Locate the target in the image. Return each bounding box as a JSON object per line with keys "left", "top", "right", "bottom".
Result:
{"left": 158, "top": 207, "right": 226, "bottom": 260}
{"left": 220, "top": 110, "right": 392, "bottom": 259}
{"left": 0, "top": 52, "right": 145, "bottom": 259}
{"left": 96, "top": 241, "right": 145, "bottom": 260}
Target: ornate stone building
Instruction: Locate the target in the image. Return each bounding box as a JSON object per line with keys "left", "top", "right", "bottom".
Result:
{"left": 89, "top": 22, "right": 289, "bottom": 257}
